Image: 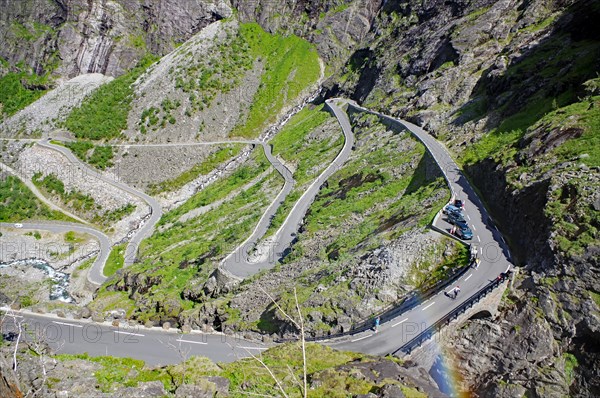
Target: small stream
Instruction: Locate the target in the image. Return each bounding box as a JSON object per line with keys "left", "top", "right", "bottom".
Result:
{"left": 0, "top": 259, "right": 74, "bottom": 303}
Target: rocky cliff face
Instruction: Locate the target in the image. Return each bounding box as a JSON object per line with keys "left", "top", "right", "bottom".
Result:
{"left": 1, "top": 0, "right": 381, "bottom": 82}
{"left": 0, "top": 356, "right": 22, "bottom": 398}
{"left": 0, "top": 0, "right": 231, "bottom": 80}
{"left": 324, "top": 0, "right": 600, "bottom": 395}
{"left": 232, "top": 0, "right": 383, "bottom": 66}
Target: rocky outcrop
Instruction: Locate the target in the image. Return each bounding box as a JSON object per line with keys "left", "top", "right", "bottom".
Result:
{"left": 443, "top": 271, "right": 596, "bottom": 397}
{"left": 201, "top": 267, "right": 241, "bottom": 298}
{"left": 327, "top": 0, "right": 599, "bottom": 135}
{"left": 452, "top": 106, "right": 600, "bottom": 395}
{"left": 0, "top": 356, "right": 22, "bottom": 398}
{"left": 0, "top": 0, "right": 232, "bottom": 80}
{"left": 0, "top": 73, "right": 112, "bottom": 136}
{"left": 174, "top": 377, "right": 229, "bottom": 398}
{"left": 311, "top": 357, "right": 447, "bottom": 397}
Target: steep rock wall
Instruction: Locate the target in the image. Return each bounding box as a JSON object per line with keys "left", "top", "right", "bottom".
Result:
{"left": 0, "top": 0, "right": 232, "bottom": 79}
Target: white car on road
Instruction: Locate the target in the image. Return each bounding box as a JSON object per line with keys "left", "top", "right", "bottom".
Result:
{"left": 14, "top": 223, "right": 23, "bottom": 228}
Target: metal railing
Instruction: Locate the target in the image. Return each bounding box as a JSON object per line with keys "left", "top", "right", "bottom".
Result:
{"left": 391, "top": 272, "right": 511, "bottom": 355}
{"left": 275, "top": 247, "right": 476, "bottom": 343}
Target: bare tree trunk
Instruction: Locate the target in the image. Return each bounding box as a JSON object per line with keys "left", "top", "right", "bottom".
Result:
{"left": 12, "top": 318, "right": 22, "bottom": 372}
{"left": 294, "top": 288, "right": 307, "bottom": 398}
{"left": 256, "top": 287, "right": 309, "bottom": 397}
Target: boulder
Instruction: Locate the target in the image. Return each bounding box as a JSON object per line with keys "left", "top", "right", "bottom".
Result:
{"left": 80, "top": 307, "right": 92, "bottom": 319}
{"left": 203, "top": 268, "right": 241, "bottom": 297}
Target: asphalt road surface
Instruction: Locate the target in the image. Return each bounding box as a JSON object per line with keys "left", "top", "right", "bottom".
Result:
{"left": 1, "top": 137, "right": 305, "bottom": 281}
{"left": 1, "top": 98, "right": 512, "bottom": 361}
{"left": 222, "top": 99, "right": 354, "bottom": 277}
{"left": 324, "top": 99, "right": 512, "bottom": 355}
{"left": 0, "top": 222, "right": 110, "bottom": 286}
{"left": 0, "top": 310, "right": 267, "bottom": 365}
{"left": 37, "top": 139, "right": 163, "bottom": 268}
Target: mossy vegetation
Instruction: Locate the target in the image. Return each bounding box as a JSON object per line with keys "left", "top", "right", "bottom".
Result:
{"left": 301, "top": 112, "right": 448, "bottom": 261}
{"left": 60, "top": 141, "right": 115, "bottom": 170}
{"left": 563, "top": 353, "right": 579, "bottom": 386}
{"left": 88, "top": 289, "right": 136, "bottom": 318}
{"left": 408, "top": 240, "right": 469, "bottom": 290}
{"left": 265, "top": 104, "right": 343, "bottom": 236}
{"left": 139, "top": 98, "right": 181, "bottom": 132}
{"left": 0, "top": 71, "right": 49, "bottom": 118}
{"left": 32, "top": 172, "right": 96, "bottom": 212}
{"left": 103, "top": 148, "right": 283, "bottom": 321}
{"left": 464, "top": 6, "right": 492, "bottom": 22}
{"left": 54, "top": 344, "right": 424, "bottom": 397}
{"left": 165, "top": 27, "right": 255, "bottom": 123}
{"left": 72, "top": 256, "right": 96, "bottom": 278}
{"left": 55, "top": 353, "right": 172, "bottom": 393}
{"left": 87, "top": 145, "right": 115, "bottom": 169}
{"left": 10, "top": 21, "right": 53, "bottom": 41}
{"left": 589, "top": 290, "right": 600, "bottom": 309}
{"left": 540, "top": 95, "right": 600, "bottom": 168}
{"left": 93, "top": 203, "right": 135, "bottom": 226}
{"left": 31, "top": 172, "right": 134, "bottom": 225}
{"left": 236, "top": 111, "right": 451, "bottom": 332}
{"left": 219, "top": 344, "right": 367, "bottom": 397}
{"left": 163, "top": 22, "right": 320, "bottom": 138}
{"left": 461, "top": 38, "right": 599, "bottom": 166}
{"left": 498, "top": 94, "right": 600, "bottom": 256}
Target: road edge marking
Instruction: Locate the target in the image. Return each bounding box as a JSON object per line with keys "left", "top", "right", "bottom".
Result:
{"left": 392, "top": 318, "right": 409, "bottom": 328}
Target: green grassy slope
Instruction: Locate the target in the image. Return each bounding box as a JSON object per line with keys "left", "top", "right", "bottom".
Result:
{"left": 265, "top": 104, "right": 343, "bottom": 236}
{"left": 0, "top": 175, "right": 71, "bottom": 222}
{"left": 96, "top": 148, "right": 284, "bottom": 322}
{"left": 65, "top": 55, "right": 158, "bottom": 141}
{"left": 148, "top": 144, "right": 244, "bottom": 195}
{"left": 0, "top": 71, "right": 48, "bottom": 119}
{"left": 54, "top": 344, "right": 426, "bottom": 397}
{"left": 231, "top": 23, "right": 321, "bottom": 138}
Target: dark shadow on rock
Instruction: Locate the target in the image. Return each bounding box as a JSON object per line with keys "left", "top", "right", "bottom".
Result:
{"left": 451, "top": 0, "right": 600, "bottom": 130}
{"left": 427, "top": 36, "right": 459, "bottom": 73}
{"left": 463, "top": 160, "right": 552, "bottom": 269}
{"left": 349, "top": 48, "right": 381, "bottom": 103}
{"left": 470, "top": 310, "right": 493, "bottom": 320}
{"left": 405, "top": 151, "right": 443, "bottom": 196}
{"left": 257, "top": 307, "right": 281, "bottom": 334}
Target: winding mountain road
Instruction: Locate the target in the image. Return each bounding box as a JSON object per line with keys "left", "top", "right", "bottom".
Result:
{"left": 323, "top": 98, "right": 512, "bottom": 355}
{"left": 1, "top": 98, "right": 512, "bottom": 364}
{"left": 221, "top": 99, "right": 354, "bottom": 277}
{"left": 37, "top": 140, "right": 163, "bottom": 268}
{"left": 0, "top": 222, "right": 110, "bottom": 285}
{"left": 0, "top": 310, "right": 267, "bottom": 366}
{"left": 1, "top": 138, "right": 300, "bottom": 283}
